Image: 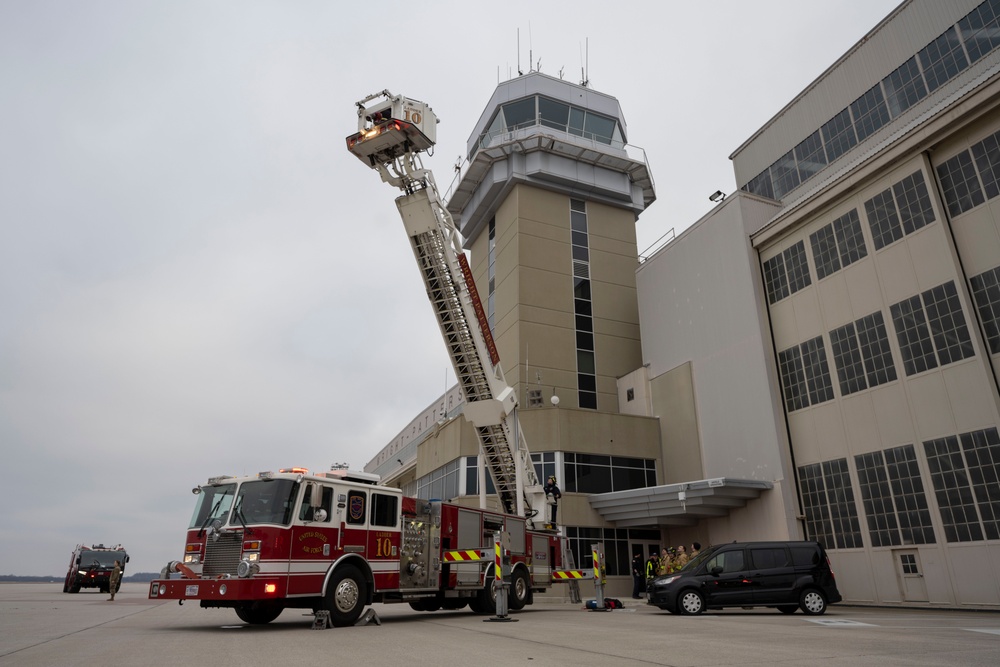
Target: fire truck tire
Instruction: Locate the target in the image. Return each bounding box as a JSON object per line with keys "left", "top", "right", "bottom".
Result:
{"left": 234, "top": 604, "right": 284, "bottom": 625}
{"left": 325, "top": 565, "right": 367, "bottom": 626}
{"left": 509, "top": 569, "right": 530, "bottom": 610}
{"left": 469, "top": 579, "right": 497, "bottom": 614}
{"left": 408, "top": 599, "right": 440, "bottom": 612}
{"left": 442, "top": 599, "right": 467, "bottom": 610}
{"left": 69, "top": 583, "right": 80, "bottom": 594}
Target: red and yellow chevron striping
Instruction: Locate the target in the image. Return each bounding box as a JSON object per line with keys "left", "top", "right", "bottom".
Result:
{"left": 442, "top": 550, "right": 485, "bottom": 562}
{"left": 551, "top": 570, "right": 585, "bottom": 580}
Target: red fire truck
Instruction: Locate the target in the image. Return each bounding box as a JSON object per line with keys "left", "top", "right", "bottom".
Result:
{"left": 149, "top": 467, "right": 560, "bottom": 626}
{"left": 150, "top": 90, "right": 573, "bottom": 624}
{"left": 64, "top": 543, "right": 129, "bottom": 594}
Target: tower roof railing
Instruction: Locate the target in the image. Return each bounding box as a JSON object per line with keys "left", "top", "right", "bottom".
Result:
{"left": 445, "top": 124, "right": 655, "bottom": 215}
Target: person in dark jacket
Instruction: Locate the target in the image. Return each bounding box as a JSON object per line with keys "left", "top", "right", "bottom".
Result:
{"left": 631, "top": 551, "right": 645, "bottom": 598}
{"left": 543, "top": 475, "right": 562, "bottom": 525}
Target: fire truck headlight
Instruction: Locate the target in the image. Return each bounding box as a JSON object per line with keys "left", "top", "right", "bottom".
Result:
{"left": 218, "top": 584, "right": 227, "bottom": 596}
{"left": 237, "top": 559, "right": 259, "bottom": 578}
{"left": 158, "top": 585, "right": 166, "bottom": 596}
{"left": 183, "top": 554, "right": 200, "bottom": 564}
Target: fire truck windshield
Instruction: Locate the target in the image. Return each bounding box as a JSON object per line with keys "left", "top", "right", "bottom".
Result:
{"left": 231, "top": 479, "right": 300, "bottom": 526}
{"left": 84, "top": 551, "right": 126, "bottom": 568}
{"left": 188, "top": 483, "right": 236, "bottom": 530}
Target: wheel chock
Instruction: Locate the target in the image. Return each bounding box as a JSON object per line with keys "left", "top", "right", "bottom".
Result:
{"left": 355, "top": 609, "right": 382, "bottom": 626}
{"left": 312, "top": 610, "right": 332, "bottom": 629}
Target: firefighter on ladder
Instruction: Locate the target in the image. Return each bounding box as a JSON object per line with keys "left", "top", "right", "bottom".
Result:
{"left": 544, "top": 475, "right": 562, "bottom": 526}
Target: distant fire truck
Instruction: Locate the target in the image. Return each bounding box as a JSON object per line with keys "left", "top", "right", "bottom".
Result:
{"left": 63, "top": 544, "right": 128, "bottom": 594}
{"left": 148, "top": 467, "right": 560, "bottom": 625}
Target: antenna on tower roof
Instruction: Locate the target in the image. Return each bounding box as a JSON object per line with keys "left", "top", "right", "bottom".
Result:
{"left": 580, "top": 38, "right": 590, "bottom": 87}
{"left": 528, "top": 22, "right": 533, "bottom": 72}
{"left": 517, "top": 29, "right": 522, "bottom": 76}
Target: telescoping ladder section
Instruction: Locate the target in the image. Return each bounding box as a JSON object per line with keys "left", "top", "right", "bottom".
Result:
{"left": 398, "top": 183, "right": 537, "bottom": 517}
{"left": 346, "top": 91, "right": 539, "bottom": 520}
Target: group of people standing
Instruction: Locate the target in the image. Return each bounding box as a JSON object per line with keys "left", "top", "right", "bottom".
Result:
{"left": 631, "top": 542, "right": 701, "bottom": 598}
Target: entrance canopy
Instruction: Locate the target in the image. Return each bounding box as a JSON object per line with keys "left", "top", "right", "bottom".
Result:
{"left": 588, "top": 478, "right": 773, "bottom": 527}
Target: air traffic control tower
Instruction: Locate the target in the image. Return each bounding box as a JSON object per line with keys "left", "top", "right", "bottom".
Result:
{"left": 447, "top": 71, "right": 656, "bottom": 416}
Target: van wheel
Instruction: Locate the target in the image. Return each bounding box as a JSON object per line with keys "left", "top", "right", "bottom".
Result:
{"left": 324, "top": 565, "right": 367, "bottom": 626}
{"left": 678, "top": 589, "right": 705, "bottom": 615}
{"left": 799, "top": 589, "right": 827, "bottom": 615}
{"left": 777, "top": 605, "right": 798, "bottom": 614}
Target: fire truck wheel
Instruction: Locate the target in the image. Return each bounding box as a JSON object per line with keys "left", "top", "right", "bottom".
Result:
{"left": 234, "top": 604, "right": 284, "bottom": 625}
{"left": 325, "top": 565, "right": 367, "bottom": 626}
{"left": 69, "top": 583, "right": 80, "bottom": 594}
{"left": 469, "top": 579, "right": 497, "bottom": 614}
{"left": 408, "top": 599, "right": 440, "bottom": 612}
{"left": 442, "top": 599, "right": 467, "bottom": 611}
{"left": 509, "top": 569, "right": 530, "bottom": 610}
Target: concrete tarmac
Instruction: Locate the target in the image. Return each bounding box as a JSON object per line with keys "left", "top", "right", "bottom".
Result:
{"left": 2, "top": 583, "right": 1000, "bottom": 666}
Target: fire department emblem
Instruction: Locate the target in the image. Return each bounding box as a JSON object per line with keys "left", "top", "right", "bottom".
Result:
{"left": 349, "top": 495, "right": 364, "bottom": 522}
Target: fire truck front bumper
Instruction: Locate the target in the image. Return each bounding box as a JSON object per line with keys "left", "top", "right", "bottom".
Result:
{"left": 148, "top": 577, "right": 288, "bottom": 604}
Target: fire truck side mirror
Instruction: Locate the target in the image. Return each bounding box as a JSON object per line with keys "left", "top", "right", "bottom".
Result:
{"left": 75, "top": 557, "right": 81, "bottom": 565}
{"left": 125, "top": 555, "right": 130, "bottom": 563}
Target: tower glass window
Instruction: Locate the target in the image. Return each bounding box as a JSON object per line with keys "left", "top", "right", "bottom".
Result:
{"left": 473, "top": 94, "right": 625, "bottom": 160}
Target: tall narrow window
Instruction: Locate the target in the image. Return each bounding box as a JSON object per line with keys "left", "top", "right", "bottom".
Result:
{"left": 571, "top": 199, "right": 597, "bottom": 409}
{"left": 488, "top": 217, "right": 496, "bottom": 331}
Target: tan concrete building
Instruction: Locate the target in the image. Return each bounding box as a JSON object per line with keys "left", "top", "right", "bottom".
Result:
{"left": 366, "top": 72, "right": 668, "bottom": 595}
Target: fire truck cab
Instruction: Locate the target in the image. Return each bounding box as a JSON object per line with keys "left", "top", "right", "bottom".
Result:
{"left": 63, "top": 544, "right": 128, "bottom": 594}
{"left": 149, "top": 468, "right": 558, "bottom": 626}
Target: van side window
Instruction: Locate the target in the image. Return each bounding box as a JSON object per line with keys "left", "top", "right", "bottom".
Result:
{"left": 370, "top": 493, "right": 398, "bottom": 528}
{"left": 790, "top": 545, "right": 821, "bottom": 566}
{"left": 749, "top": 547, "right": 790, "bottom": 569}
{"left": 706, "top": 549, "right": 745, "bottom": 573}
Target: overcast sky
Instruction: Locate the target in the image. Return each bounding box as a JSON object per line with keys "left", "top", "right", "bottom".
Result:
{"left": 0, "top": 0, "right": 900, "bottom": 577}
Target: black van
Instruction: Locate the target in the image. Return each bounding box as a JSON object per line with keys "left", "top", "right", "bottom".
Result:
{"left": 646, "top": 541, "right": 842, "bottom": 615}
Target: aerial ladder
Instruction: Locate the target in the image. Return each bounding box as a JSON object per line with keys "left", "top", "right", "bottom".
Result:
{"left": 346, "top": 91, "right": 547, "bottom": 527}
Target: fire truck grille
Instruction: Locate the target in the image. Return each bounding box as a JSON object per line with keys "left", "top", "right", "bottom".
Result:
{"left": 202, "top": 532, "right": 243, "bottom": 576}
